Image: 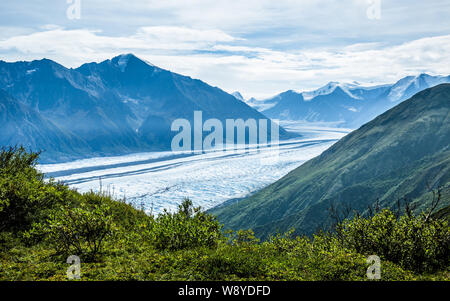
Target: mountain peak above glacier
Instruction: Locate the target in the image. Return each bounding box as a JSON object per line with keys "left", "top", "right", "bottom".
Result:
{"left": 387, "top": 73, "right": 450, "bottom": 102}
{"left": 231, "top": 91, "right": 245, "bottom": 101}
{"left": 302, "top": 81, "right": 361, "bottom": 101}
{"left": 111, "top": 53, "right": 155, "bottom": 72}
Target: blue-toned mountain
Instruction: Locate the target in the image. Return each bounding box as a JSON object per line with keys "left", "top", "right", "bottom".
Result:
{"left": 259, "top": 74, "right": 450, "bottom": 128}
{"left": 0, "top": 54, "right": 290, "bottom": 162}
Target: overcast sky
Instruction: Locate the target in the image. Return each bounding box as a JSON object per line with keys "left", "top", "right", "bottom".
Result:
{"left": 1, "top": 0, "right": 450, "bottom": 98}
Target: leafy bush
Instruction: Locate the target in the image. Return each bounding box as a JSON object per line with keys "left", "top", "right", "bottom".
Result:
{"left": 0, "top": 146, "right": 40, "bottom": 175}
{"left": 79, "top": 191, "right": 150, "bottom": 232}
{"left": 0, "top": 146, "right": 73, "bottom": 231}
{"left": 336, "top": 209, "right": 450, "bottom": 273}
{"left": 199, "top": 244, "right": 265, "bottom": 280}
{"left": 147, "top": 198, "right": 223, "bottom": 251}
{"left": 29, "top": 202, "right": 116, "bottom": 260}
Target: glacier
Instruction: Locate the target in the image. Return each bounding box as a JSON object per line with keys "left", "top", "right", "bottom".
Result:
{"left": 38, "top": 125, "right": 349, "bottom": 214}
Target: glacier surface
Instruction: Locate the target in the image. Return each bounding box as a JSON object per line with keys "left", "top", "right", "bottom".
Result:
{"left": 38, "top": 125, "right": 349, "bottom": 214}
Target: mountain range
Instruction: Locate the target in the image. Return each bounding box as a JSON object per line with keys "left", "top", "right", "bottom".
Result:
{"left": 0, "top": 54, "right": 288, "bottom": 162}
{"left": 212, "top": 84, "right": 450, "bottom": 238}
{"left": 239, "top": 74, "right": 450, "bottom": 128}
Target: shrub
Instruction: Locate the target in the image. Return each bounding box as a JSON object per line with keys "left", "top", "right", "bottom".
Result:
{"left": 148, "top": 198, "right": 223, "bottom": 251}
{"left": 231, "top": 229, "right": 260, "bottom": 246}
{"left": 0, "top": 146, "right": 40, "bottom": 175}
{"left": 336, "top": 209, "right": 450, "bottom": 273}
{"left": 81, "top": 191, "right": 151, "bottom": 232}
{"left": 199, "top": 244, "right": 265, "bottom": 280}
{"left": 0, "top": 146, "right": 72, "bottom": 231}
{"left": 29, "top": 202, "right": 116, "bottom": 260}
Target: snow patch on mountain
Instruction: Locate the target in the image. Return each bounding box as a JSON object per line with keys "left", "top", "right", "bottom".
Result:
{"left": 387, "top": 76, "right": 417, "bottom": 101}
{"left": 116, "top": 54, "right": 131, "bottom": 72}
{"left": 388, "top": 74, "right": 450, "bottom": 102}
{"left": 114, "top": 54, "right": 156, "bottom": 72}
{"left": 231, "top": 91, "right": 244, "bottom": 101}
{"left": 244, "top": 96, "right": 277, "bottom": 111}
{"left": 302, "top": 82, "right": 362, "bottom": 101}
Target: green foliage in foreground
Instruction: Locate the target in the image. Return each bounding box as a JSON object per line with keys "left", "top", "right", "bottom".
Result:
{"left": 336, "top": 210, "right": 449, "bottom": 273}
{"left": 0, "top": 147, "right": 449, "bottom": 281}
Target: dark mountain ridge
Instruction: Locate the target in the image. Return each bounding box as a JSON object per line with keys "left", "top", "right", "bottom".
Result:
{"left": 0, "top": 54, "right": 290, "bottom": 162}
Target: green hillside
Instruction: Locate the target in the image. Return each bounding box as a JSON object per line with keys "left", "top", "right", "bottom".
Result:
{"left": 211, "top": 84, "right": 450, "bottom": 238}
{"left": 0, "top": 147, "right": 448, "bottom": 280}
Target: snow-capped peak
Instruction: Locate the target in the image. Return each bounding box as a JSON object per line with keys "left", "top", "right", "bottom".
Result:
{"left": 302, "top": 81, "right": 361, "bottom": 101}
{"left": 231, "top": 91, "right": 245, "bottom": 101}
{"left": 387, "top": 73, "right": 443, "bottom": 102}
{"left": 417, "top": 73, "right": 450, "bottom": 87}
{"left": 113, "top": 54, "right": 155, "bottom": 72}
{"left": 116, "top": 54, "right": 133, "bottom": 72}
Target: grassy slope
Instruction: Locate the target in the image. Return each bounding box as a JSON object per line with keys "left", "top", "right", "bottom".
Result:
{"left": 211, "top": 84, "right": 450, "bottom": 238}
{"left": 0, "top": 147, "right": 448, "bottom": 280}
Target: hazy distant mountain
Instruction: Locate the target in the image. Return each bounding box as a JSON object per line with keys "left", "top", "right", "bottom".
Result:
{"left": 212, "top": 84, "right": 450, "bottom": 238}
{"left": 0, "top": 54, "right": 291, "bottom": 162}
{"left": 258, "top": 74, "right": 450, "bottom": 128}
{"left": 231, "top": 91, "right": 245, "bottom": 101}
{"left": 0, "top": 89, "right": 90, "bottom": 162}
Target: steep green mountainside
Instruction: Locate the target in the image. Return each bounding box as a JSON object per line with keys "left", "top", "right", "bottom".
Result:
{"left": 212, "top": 84, "right": 450, "bottom": 238}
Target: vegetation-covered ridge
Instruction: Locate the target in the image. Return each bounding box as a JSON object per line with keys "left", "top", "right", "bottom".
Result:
{"left": 0, "top": 147, "right": 449, "bottom": 281}
{"left": 211, "top": 84, "right": 450, "bottom": 238}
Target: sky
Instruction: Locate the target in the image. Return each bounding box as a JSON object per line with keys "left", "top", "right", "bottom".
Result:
{"left": 1, "top": 0, "right": 450, "bottom": 99}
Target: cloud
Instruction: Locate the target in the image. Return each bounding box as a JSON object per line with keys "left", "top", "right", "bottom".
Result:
{"left": 1, "top": 27, "right": 450, "bottom": 98}
{"left": 0, "top": 26, "right": 238, "bottom": 65}
{"left": 143, "top": 34, "right": 450, "bottom": 98}
{"left": 134, "top": 26, "right": 238, "bottom": 46}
